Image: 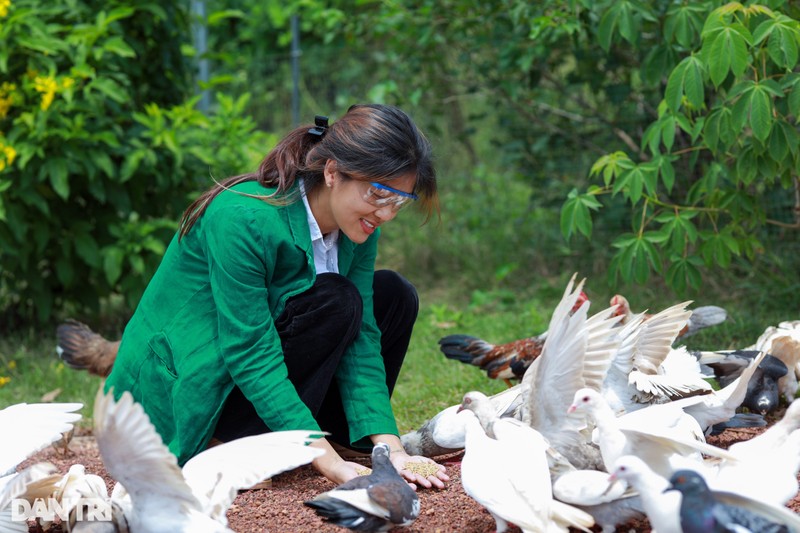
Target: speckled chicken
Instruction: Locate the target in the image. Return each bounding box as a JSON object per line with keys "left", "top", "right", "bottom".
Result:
{"left": 440, "top": 294, "right": 728, "bottom": 387}
{"left": 56, "top": 319, "right": 119, "bottom": 377}
{"left": 437, "top": 291, "right": 589, "bottom": 387}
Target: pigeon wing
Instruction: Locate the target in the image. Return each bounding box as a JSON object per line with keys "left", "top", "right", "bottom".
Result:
{"left": 524, "top": 275, "right": 620, "bottom": 454}
{"left": 94, "top": 387, "right": 200, "bottom": 513}
{"left": 367, "top": 479, "right": 419, "bottom": 525}
{"left": 628, "top": 302, "right": 693, "bottom": 376}
{"left": 0, "top": 403, "right": 82, "bottom": 475}
{"left": 322, "top": 488, "right": 391, "bottom": 520}
{"left": 0, "top": 507, "right": 28, "bottom": 533}
{"left": 714, "top": 489, "right": 800, "bottom": 530}
{"left": 181, "top": 430, "right": 324, "bottom": 523}
{"left": 0, "top": 463, "right": 61, "bottom": 510}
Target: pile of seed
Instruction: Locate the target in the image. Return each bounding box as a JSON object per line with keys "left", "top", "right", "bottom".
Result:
{"left": 404, "top": 462, "right": 441, "bottom": 478}
{"left": 356, "top": 467, "right": 372, "bottom": 476}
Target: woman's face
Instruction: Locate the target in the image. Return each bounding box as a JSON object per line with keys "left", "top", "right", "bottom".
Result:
{"left": 319, "top": 160, "right": 417, "bottom": 244}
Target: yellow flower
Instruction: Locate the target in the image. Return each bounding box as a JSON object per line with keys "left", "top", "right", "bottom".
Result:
{"left": 0, "top": 376, "right": 10, "bottom": 388}
{"left": 8, "top": 360, "right": 16, "bottom": 370}
{"left": 41, "top": 92, "right": 54, "bottom": 110}
{"left": 0, "top": 0, "right": 11, "bottom": 18}
{"left": 0, "top": 82, "right": 14, "bottom": 117}
{"left": 0, "top": 96, "right": 12, "bottom": 119}
{"left": 0, "top": 141, "right": 16, "bottom": 172}
{"left": 33, "top": 75, "right": 70, "bottom": 111}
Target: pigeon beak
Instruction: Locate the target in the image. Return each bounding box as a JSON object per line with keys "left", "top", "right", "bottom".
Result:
{"left": 567, "top": 405, "right": 577, "bottom": 414}
{"left": 601, "top": 477, "right": 619, "bottom": 496}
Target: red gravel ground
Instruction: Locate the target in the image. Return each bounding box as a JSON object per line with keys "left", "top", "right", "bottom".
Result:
{"left": 18, "top": 406, "right": 800, "bottom": 533}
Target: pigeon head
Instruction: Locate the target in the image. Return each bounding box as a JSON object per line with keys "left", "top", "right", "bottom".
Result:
{"left": 372, "top": 442, "right": 391, "bottom": 461}
{"left": 665, "top": 470, "right": 708, "bottom": 496}
{"left": 456, "top": 391, "right": 489, "bottom": 413}
{"left": 608, "top": 455, "right": 646, "bottom": 483}
{"left": 567, "top": 388, "right": 600, "bottom": 414}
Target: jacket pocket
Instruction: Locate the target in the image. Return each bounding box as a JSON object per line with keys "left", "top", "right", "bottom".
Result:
{"left": 147, "top": 331, "right": 178, "bottom": 379}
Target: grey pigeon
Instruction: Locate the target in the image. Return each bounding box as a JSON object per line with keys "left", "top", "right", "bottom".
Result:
{"left": 304, "top": 443, "right": 420, "bottom": 532}
{"left": 667, "top": 469, "right": 792, "bottom": 533}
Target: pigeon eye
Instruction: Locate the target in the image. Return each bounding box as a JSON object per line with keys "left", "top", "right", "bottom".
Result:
{"left": 619, "top": 466, "right": 627, "bottom": 472}
{"left": 582, "top": 396, "right": 589, "bottom": 402}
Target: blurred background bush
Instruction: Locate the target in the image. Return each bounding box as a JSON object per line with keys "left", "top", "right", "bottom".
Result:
{"left": 0, "top": 0, "right": 798, "bottom": 331}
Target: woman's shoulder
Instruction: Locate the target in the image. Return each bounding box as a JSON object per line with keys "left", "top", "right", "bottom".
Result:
{"left": 206, "top": 181, "right": 298, "bottom": 217}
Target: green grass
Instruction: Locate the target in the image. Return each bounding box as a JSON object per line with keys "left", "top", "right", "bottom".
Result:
{"left": 0, "top": 277, "right": 796, "bottom": 436}
{"left": 0, "top": 335, "right": 99, "bottom": 429}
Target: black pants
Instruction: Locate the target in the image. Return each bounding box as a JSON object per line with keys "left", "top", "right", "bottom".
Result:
{"left": 212, "top": 270, "right": 418, "bottom": 448}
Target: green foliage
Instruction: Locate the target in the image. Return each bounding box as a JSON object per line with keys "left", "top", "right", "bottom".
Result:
{"left": 0, "top": 1, "right": 272, "bottom": 325}
{"left": 561, "top": 2, "right": 800, "bottom": 292}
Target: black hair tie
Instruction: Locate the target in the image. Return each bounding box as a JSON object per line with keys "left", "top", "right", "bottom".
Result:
{"left": 308, "top": 115, "right": 329, "bottom": 137}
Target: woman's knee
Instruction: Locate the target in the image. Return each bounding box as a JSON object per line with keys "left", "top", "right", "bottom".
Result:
{"left": 302, "top": 273, "right": 363, "bottom": 322}
{"left": 373, "top": 270, "right": 419, "bottom": 320}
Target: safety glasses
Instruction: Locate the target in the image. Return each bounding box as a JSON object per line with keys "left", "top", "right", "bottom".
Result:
{"left": 362, "top": 181, "right": 419, "bottom": 212}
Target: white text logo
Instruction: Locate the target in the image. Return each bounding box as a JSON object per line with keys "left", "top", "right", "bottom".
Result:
{"left": 11, "top": 498, "right": 113, "bottom": 522}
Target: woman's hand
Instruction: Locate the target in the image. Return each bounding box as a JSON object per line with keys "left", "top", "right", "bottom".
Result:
{"left": 389, "top": 450, "right": 449, "bottom": 490}
{"left": 309, "top": 437, "right": 364, "bottom": 485}
{"left": 324, "top": 459, "right": 368, "bottom": 485}
{"left": 369, "top": 433, "right": 449, "bottom": 489}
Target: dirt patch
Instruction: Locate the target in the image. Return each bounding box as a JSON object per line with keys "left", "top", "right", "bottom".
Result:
{"left": 17, "top": 408, "right": 800, "bottom": 532}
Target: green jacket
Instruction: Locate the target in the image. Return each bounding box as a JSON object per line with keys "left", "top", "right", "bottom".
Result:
{"left": 105, "top": 181, "right": 399, "bottom": 465}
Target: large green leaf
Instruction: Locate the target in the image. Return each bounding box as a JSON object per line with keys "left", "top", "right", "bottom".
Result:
{"left": 561, "top": 188, "right": 601, "bottom": 239}
{"left": 754, "top": 15, "right": 800, "bottom": 69}
{"left": 102, "top": 247, "right": 125, "bottom": 285}
{"left": 665, "top": 4, "right": 706, "bottom": 49}
{"left": 666, "top": 255, "right": 703, "bottom": 292}
{"left": 789, "top": 83, "right": 800, "bottom": 120}
{"left": 750, "top": 84, "right": 774, "bottom": 142}
{"left": 705, "top": 28, "right": 748, "bottom": 87}
{"left": 665, "top": 55, "right": 705, "bottom": 112}
{"left": 43, "top": 158, "right": 70, "bottom": 200}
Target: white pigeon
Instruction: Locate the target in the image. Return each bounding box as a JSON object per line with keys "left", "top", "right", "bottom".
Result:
{"left": 550, "top": 468, "right": 644, "bottom": 533}
{"left": 607, "top": 455, "right": 682, "bottom": 533}
{"left": 567, "top": 387, "right": 736, "bottom": 477}
{"left": 603, "top": 301, "right": 713, "bottom": 415}
{"left": 400, "top": 383, "right": 523, "bottom": 457}
{"left": 458, "top": 391, "right": 594, "bottom": 533}
{"left": 0, "top": 401, "right": 83, "bottom": 532}
{"left": 708, "top": 398, "right": 800, "bottom": 505}
{"left": 0, "top": 462, "right": 64, "bottom": 533}
{"left": 94, "top": 386, "right": 324, "bottom": 532}
{"left": 520, "top": 274, "right": 624, "bottom": 471}
{"left": 0, "top": 402, "right": 83, "bottom": 476}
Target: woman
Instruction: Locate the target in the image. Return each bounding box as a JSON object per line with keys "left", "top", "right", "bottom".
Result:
{"left": 105, "top": 104, "right": 449, "bottom": 488}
